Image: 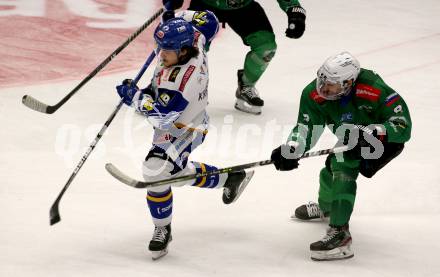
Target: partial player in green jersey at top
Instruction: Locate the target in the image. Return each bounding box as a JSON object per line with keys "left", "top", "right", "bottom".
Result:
{"left": 271, "top": 52, "right": 412, "bottom": 261}
{"left": 165, "top": 0, "right": 306, "bottom": 115}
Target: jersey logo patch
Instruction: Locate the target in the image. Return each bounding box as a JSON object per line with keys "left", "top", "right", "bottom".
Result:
{"left": 310, "top": 90, "right": 326, "bottom": 104}
{"left": 358, "top": 105, "right": 373, "bottom": 112}
{"left": 158, "top": 92, "right": 171, "bottom": 106}
{"left": 385, "top": 92, "right": 401, "bottom": 106}
{"left": 341, "top": 112, "right": 353, "bottom": 122}
{"left": 302, "top": 113, "right": 310, "bottom": 123}
{"left": 156, "top": 30, "right": 164, "bottom": 39}
{"left": 143, "top": 98, "right": 154, "bottom": 111}
{"left": 179, "top": 65, "right": 196, "bottom": 91}
{"left": 168, "top": 67, "right": 180, "bottom": 82}
{"left": 355, "top": 83, "right": 381, "bottom": 101}
{"left": 192, "top": 11, "right": 208, "bottom": 26}
{"left": 226, "top": 0, "right": 243, "bottom": 8}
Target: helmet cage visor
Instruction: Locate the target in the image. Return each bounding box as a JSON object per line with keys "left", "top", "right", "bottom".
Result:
{"left": 316, "top": 70, "right": 353, "bottom": 100}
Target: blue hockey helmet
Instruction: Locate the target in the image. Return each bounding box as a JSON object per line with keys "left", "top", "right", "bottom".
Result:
{"left": 154, "top": 18, "right": 195, "bottom": 52}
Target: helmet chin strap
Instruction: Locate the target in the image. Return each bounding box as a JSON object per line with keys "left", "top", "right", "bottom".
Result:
{"left": 342, "top": 80, "right": 356, "bottom": 96}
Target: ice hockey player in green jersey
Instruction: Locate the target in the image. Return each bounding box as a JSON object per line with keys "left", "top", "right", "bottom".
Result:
{"left": 271, "top": 51, "right": 412, "bottom": 261}
{"left": 164, "top": 0, "right": 306, "bottom": 115}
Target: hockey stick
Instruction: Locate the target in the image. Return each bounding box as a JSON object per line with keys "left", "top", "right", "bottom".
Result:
{"left": 49, "top": 51, "right": 156, "bottom": 225}
{"left": 105, "top": 145, "right": 350, "bottom": 189}
{"left": 22, "top": 8, "right": 164, "bottom": 114}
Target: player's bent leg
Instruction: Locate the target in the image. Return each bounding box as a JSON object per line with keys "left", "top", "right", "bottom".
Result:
{"left": 243, "top": 31, "right": 277, "bottom": 85}
{"left": 235, "top": 31, "right": 277, "bottom": 115}
{"left": 189, "top": 162, "right": 228, "bottom": 188}
{"left": 188, "top": 162, "right": 254, "bottom": 204}
{"left": 222, "top": 170, "right": 254, "bottom": 204}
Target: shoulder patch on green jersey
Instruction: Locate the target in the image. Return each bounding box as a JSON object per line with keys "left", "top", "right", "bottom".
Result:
{"left": 309, "top": 90, "right": 326, "bottom": 104}
{"left": 355, "top": 83, "right": 381, "bottom": 102}
{"left": 385, "top": 92, "right": 401, "bottom": 107}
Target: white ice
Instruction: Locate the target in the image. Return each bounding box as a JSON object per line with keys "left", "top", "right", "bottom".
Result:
{"left": 1, "top": 1, "right": 440, "bottom": 276}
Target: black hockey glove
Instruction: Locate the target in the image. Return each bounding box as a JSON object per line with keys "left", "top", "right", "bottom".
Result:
{"left": 162, "top": 0, "right": 183, "bottom": 10}
{"left": 360, "top": 142, "right": 404, "bottom": 178}
{"left": 285, "top": 6, "right": 306, "bottom": 39}
{"left": 271, "top": 144, "right": 300, "bottom": 171}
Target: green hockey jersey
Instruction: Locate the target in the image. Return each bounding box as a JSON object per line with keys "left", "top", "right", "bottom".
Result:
{"left": 288, "top": 68, "right": 412, "bottom": 152}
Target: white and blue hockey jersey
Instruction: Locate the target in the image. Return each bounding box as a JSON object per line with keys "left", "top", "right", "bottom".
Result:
{"left": 133, "top": 10, "right": 219, "bottom": 146}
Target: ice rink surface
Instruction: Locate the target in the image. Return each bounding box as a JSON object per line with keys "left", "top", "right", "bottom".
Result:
{"left": 1, "top": 1, "right": 440, "bottom": 276}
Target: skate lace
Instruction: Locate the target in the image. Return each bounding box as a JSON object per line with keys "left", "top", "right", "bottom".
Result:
{"left": 306, "top": 202, "right": 321, "bottom": 217}
{"left": 152, "top": 226, "right": 168, "bottom": 243}
{"left": 242, "top": 86, "right": 260, "bottom": 99}
{"left": 322, "top": 227, "right": 339, "bottom": 243}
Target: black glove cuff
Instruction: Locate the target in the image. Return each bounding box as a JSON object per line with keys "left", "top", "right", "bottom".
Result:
{"left": 141, "top": 84, "right": 155, "bottom": 99}
{"left": 122, "top": 78, "right": 133, "bottom": 85}
{"left": 163, "top": 0, "right": 184, "bottom": 10}
{"left": 122, "top": 79, "right": 139, "bottom": 89}
{"left": 287, "top": 6, "right": 306, "bottom": 18}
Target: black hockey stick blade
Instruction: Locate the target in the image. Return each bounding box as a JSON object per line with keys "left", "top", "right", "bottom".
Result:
{"left": 22, "top": 95, "right": 57, "bottom": 114}
{"left": 49, "top": 201, "right": 61, "bottom": 225}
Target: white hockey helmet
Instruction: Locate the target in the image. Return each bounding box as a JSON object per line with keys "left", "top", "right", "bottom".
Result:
{"left": 316, "top": 51, "right": 360, "bottom": 100}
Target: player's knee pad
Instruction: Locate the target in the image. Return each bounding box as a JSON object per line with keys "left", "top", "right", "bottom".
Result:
{"left": 245, "top": 31, "right": 277, "bottom": 64}
{"left": 360, "top": 142, "right": 404, "bottom": 178}
{"left": 142, "top": 150, "right": 183, "bottom": 190}
{"left": 143, "top": 157, "right": 173, "bottom": 193}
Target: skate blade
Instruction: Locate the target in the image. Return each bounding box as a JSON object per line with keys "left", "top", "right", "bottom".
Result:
{"left": 151, "top": 249, "right": 169, "bottom": 260}
{"left": 232, "top": 170, "right": 255, "bottom": 203}
{"left": 150, "top": 236, "right": 172, "bottom": 260}
{"left": 310, "top": 245, "right": 354, "bottom": 261}
{"left": 234, "top": 99, "right": 262, "bottom": 115}
{"left": 290, "top": 214, "right": 329, "bottom": 221}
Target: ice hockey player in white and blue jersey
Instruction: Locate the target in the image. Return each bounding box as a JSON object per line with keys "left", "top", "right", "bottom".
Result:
{"left": 116, "top": 10, "right": 254, "bottom": 260}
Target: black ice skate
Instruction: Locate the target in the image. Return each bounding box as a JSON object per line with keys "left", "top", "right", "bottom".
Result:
{"left": 310, "top": 224, "right": 354, "bottom": 261}
{"left": 149, "top": 224, "right": 172, "bottom": 260}
{"left": 293, "top": 201, "right": 329, "bottom": 220}
{"left": 222, "top": 170, "right": 254, "bottom": 204}
{"left": 234, "top": 69, "right": 264, "bottom": 115}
